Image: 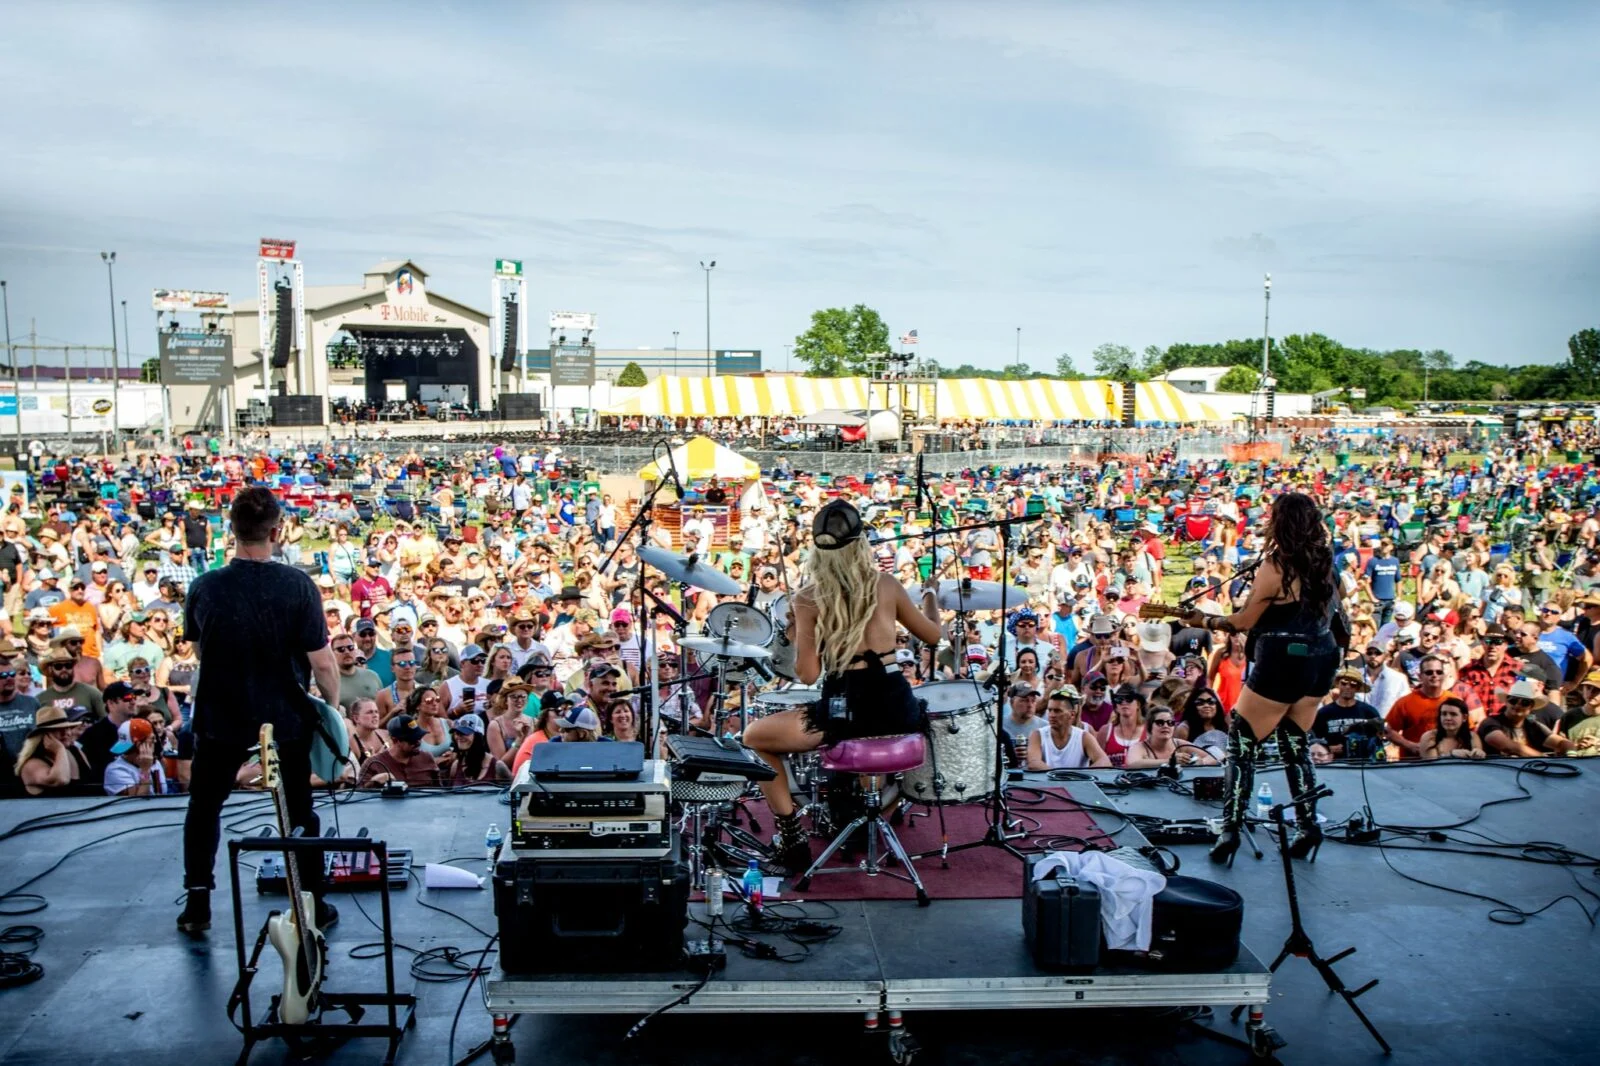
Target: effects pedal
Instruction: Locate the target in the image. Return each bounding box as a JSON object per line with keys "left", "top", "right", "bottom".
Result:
{"left": 256, "top": 847, "right": 413, "bottom": 894}
{"left": 1144, "top": 822, "right": 1219, "bottom": 845}
{"left": 685, "top": 938, "right": 728, "bottom": 972}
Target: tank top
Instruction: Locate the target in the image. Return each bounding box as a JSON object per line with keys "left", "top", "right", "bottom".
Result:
{"left": 1213, "top": 656, "right": 1245, "bottom": 711}
{"left": 1103, "top": 724, "right": 1146, "bottom": 768}
{"left": 1039, "top": 725, "right": 1087, "bottom": 769}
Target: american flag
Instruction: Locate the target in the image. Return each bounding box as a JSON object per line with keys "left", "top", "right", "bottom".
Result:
{"left": 900, "top": 329, "right": 918, "bottom": 345}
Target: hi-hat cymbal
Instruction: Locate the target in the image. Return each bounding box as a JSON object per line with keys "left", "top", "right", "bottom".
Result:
{"left": 934, "top": 579, "right": 1030, "bottom": 612}
{"left": 679, "top": 635, "right": 773, "bottom": 661}
{"left": 639, "top": 546, "right": 743, "bottom": 596}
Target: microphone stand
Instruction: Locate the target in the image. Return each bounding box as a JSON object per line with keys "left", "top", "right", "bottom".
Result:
{"left": 604, "top": 440, "right": 674, "bottom": 754}
{"left": 907, "top": 511, "right": 1044, "bottom": 864}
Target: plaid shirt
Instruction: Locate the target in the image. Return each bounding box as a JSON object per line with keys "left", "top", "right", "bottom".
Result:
{"left": 158, "top": 560, "right": 200, "bottom": 593}
{"left": 1457, "top": 655, "right": 1521, "bottom": 720}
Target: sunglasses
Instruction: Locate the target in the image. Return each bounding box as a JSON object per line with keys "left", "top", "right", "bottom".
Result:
{"left": 0, "top": 671, "right": 15, "bottom": 680}
{"left": 394, "top": 660, "right": 416, "bottom": 668}
{"left": 1420, "top": 669, "right": 1446, "bottom": 677}
{"left": 1507, "top": 697, "right": 1535, "bottom": 707}
{"left": 130, "top": 668, "right": 150, "bottom": 676}
{"left": 466, "top": 656, "right": 488, "bottom": 664}
{"left": 1150, "top": 718, "right": 1175, "bottom": 727}
{"left": 333, "top": 645, "right": 356, "bottom": 653}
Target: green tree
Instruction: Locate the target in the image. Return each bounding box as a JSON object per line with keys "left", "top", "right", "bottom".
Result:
{"left": 1055, "top": 352, "right": 1076, "bottom": 377}
{"left": 1569, "top": 328, "right": 1600, "bottom": 395}
{"left": 140, "top": 357, "right": 161, "bottom": 384}
{"left": 1215, "top": 366, "right": 1259, "bottom": 393}
{"left": 614, "top": 361, "right": 648, "bottom": 387}
{"left": 1001, "top": 361, "right": 1032, "bottom": 379}
{"left": 793, "top": 305, "right": 891, "bottom": 377}
{"left": 1092, "top": 343, "right": 1142, "bottom": 380}
{"left": 1140, "top": 344, "right": 1166, "bottom": 377}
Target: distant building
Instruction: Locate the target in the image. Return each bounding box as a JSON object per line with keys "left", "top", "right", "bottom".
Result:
{"left": 518, "top": 348, "right": 763, "bottom": 381}
{"left": 1156, "top": 366, "right": 1236, "bottom": 393}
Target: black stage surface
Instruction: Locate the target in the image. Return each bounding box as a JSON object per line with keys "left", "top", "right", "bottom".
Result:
{"left": 0, "top": 759, "right": 1594, "bottom": 1065}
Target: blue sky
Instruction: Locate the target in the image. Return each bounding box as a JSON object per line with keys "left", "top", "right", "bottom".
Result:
{"left": 1, "top": 0, "right": 1595, "bottom": 373}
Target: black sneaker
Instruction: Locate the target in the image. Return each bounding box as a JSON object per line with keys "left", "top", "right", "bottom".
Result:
{"left": 315, "top": 901, "right": 339, "bottom": 932}
{"left": 176, "top": 889, "right": 211, "bottom": 935}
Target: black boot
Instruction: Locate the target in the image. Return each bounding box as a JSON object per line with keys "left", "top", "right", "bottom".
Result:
{"left": 176, "top": 888, "right": 211, "bottom": 935}
{"left": 1277, "top": 721, "right": 1323, "bottom": 861}
{"left": 773, "top": 811, "right": 813, "bottom": 877}
{"left": 1210, "top": 717, "right": 1261, "bottom": 866}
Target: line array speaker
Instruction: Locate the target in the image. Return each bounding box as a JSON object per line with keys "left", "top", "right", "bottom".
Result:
{"left": 270, "top": 394, "right": 323, "bottom": 427}
{"left": 271, "top": 280, "right": 294, "bottom": 369}
{"left": 499, "top": 298, "right": 520, "bottom": 372}
{"left": 1121, "top": 380, "right": 1137, "bottom": 428}
{"left": 500, "top": 393, "right": 541, "bottom": 421}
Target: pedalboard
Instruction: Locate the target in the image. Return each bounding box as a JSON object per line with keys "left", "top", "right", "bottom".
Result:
{"left": 256, "top": 847, "right": 413, "bottom": 894}
{"left": 1143, "top": 823, "right": 1219, "bottom": 845}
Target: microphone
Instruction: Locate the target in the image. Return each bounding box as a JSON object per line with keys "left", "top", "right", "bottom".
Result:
{"left": 745, "top": 658, "right": 774, "bottom": 683}
{"left": 1157, "top": 751, "right": 1181, "bottom": 782}
{"left": 746, "top": 581, "right": 758, "bottom": 607}
{"left": 661, "top": 440, "right": 686, "bottom": 498}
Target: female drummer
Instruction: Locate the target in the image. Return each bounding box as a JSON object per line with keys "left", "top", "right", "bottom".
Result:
{"left": 743, "top": 499, "right": 942, "bottom": 875}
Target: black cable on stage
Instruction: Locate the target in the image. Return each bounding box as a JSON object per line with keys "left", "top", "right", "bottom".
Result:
{"left": 446, "top": 933, "right": 498, "bottom": 1066}
{"left": 0, "top": 925, "right": 44, "bottom": 990}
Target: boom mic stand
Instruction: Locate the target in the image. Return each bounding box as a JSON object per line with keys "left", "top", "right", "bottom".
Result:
{"left": 601, "top": 439, "right": 674, "bottom": 751}
{"left": 1230, "top": 784, "right": 1391, "bottom": 1055}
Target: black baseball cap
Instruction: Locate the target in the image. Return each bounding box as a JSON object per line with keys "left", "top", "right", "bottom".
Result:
{"left": 812, "top": 499, "right": 864, "bottom": 551}
{"left": 387, "top": 713, "right": 426, "bottom": 743}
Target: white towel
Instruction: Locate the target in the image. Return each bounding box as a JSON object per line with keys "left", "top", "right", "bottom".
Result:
{"left": 1032, "top": 851, "right": 1168, "bottom": 951}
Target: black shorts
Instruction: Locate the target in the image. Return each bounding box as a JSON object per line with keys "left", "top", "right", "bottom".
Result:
{"left": 804, "top": 668, "right": 926, "bottom": 745}
{"left": 1245, "top": 631, "right": 1339, "bottom": 705}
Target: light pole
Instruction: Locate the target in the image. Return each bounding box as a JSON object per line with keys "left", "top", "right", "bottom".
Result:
{"left": 1, "top": 280, "right": 19, "bottom": 462}
{"left": 672, "top": 330, "right": 679, "bottom": 375}
{"left": 784, "top": 343, "right": 793, "bottom": 373}
{"left": 1016, "top": 326, "right": 1021, "bottom": 371}
{"left": 1261, "top": 273, "right": 1271, "bottom": 384}
{"left": 101, "top": 251, "right": 119, "bottom": 448}
{"left": 699, "top": 260, "right": 716, "bottom": 378}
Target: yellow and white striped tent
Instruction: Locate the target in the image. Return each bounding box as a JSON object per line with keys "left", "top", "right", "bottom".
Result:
{"left": 934, "top": 378, "right": 1117, "bottom": 422}
{"left": 603, "top": 374, "right": 1223, "bottom": 423}
{"left": 1115, "top": 382, "right": 1225, "bottom": 423}
{"left": 638, "top": 436, "right": 760, "bottom": 482}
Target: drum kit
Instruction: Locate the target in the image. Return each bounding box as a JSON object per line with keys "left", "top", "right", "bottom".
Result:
{"left": 637, "top": 542, "right": 1040, "bottom": 872}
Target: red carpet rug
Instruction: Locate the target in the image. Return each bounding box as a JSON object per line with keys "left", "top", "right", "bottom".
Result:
{"left": 760, "top": 788, "right": 1109, "bottom": 902}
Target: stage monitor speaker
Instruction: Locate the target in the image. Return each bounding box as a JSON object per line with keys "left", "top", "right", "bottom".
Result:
{"left": 271, "top": 280, "right": 293, "bottom": 369}
{"left": 1121, "top": 380, "right": 1137, "bottom": 427}
{"left": 1265, "top": 384, "right": 1277, "bottom": 422}
{"left": 270, "top": 394, "right": 324, "bottom": 427}
{"left": 499, "top": 298, "right": 520, "bottom": 372}
{"left": 500, "top": 393, "right": 541, "bottom": 421}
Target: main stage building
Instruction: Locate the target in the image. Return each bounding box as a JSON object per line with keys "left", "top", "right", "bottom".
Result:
{"left": 168, "top": 260, "right": 493, "bottom": 429}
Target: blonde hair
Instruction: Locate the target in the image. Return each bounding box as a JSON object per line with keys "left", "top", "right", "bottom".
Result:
{"left": 801, "top": 536, "right": 879, "bottom": 678}
{"left": 13, "top": 734, "right": 44, "bottom": 778}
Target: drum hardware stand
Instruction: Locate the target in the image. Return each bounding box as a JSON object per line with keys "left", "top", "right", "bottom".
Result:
{"left": 897, "top": 512, "right": 1043, "bottom": 864}
{"left": 1229, "top": 785, "right": 1390, "bottom": 1056}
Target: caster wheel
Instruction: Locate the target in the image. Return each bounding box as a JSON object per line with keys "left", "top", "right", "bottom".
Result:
{"left": 888, "top": 1028, "right": 919, "bottom": 1064}
{"left": 794, "top": 876, "right": 811, "bottom": 891}
{"left": 490, "top": 1043, "right": 516, "bottom": 1065}
{"left": 915, "top": 890, "right": 930, "bottom": 908}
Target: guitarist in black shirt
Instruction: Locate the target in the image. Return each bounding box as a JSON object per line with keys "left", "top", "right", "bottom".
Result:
{"left": 177, "top": 488, "right": 342, "bottom": 935}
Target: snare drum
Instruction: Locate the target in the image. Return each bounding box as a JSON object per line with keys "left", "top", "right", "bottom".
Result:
{"left": 753, "top": 687, "right": 820, "bottom": 717}
{"left": 901, "top": 680, "right": 997, "bottom": 804}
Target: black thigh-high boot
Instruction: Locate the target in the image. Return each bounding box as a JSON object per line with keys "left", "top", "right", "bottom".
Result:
{"left": 1276, "top": 720, "right": 1323, "bottom": 860}
{"left": 1210, "top": 715, "right": 1262, "bottom": 866}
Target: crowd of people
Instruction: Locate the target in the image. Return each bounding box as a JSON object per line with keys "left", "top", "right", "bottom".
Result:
{"left": 5, "top": 420, "right": 1600, "bottom": 801}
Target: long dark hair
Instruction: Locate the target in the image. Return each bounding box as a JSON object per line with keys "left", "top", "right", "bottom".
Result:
{"left": 1263, "top": 492, "right": 1334, "bottom": 618}
{"left": 453, "top": 729, "right": 490, "bottom": 779}
{"left": 1428, "top": 697, "right": 1475, "bottom": 753}
{"left": 1179, "top": 686, "right": 1228, "bottom": 738}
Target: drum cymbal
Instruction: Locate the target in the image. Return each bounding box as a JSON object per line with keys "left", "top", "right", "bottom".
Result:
{"left": 639, "top": 546, "right": 743, "bottom": 596}
{"left": 680, "top": 635, "right": 773, "bottom": 661}
{"left": 935, "top": 579, "right": 1030, "bottom": 612}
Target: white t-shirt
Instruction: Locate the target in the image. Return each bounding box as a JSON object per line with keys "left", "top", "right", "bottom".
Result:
{"left": 104, "top": 756, "right": 167, "bottom": 795}
{"left": 508, "top": 639, "right": 551, "bottom": 672}
{"left": 442, "top": 674, "right": 491, "bottom": 716}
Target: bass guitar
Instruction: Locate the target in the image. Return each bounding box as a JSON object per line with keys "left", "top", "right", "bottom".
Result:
{"left": 259, "top": 723, "right": 326, "bottom": 1025}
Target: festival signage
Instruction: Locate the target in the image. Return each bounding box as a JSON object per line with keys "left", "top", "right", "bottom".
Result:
{"left": 495, "top": 258, "right": 523, "bottom": 278}
{"left": 549, "top": 311, "right": 596, "bottom": 332}
{"left": 715, "top": 349, "right": 762, "bottom": 375}
{"left": 550, "top": 344, "right": 596, "bottom": 388}
{"left": 259, "top": 238, "right": 297, "bottom": 260}
{"left": 159, "top": 330, "right": 234, "bottom": 385}
{"left": 152, "top": 289, "right": 231, "bottom": 313}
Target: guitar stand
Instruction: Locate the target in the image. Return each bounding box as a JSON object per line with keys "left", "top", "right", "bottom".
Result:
{"left": 1229, "top": 789, "right": 1391, "bottom": 1056}
{"left": 227, "top": 835, "right": 417, "bottom": 1066}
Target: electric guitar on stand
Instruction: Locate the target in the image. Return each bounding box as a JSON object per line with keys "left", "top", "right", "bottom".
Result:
{"left": 259, "top": 724, "right": 326, "bottom": 1025}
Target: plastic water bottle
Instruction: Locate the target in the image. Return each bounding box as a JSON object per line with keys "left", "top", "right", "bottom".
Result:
{"left": 1255, "top": 782, "right": 1273, "bottom": 821}
{"left": 742, "top": 860, "right": 764, "bottom": 917}
{"left": 485, "top": 823, "right": 503, "bottom": 873}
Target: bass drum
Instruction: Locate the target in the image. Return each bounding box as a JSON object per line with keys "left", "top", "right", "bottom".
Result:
{"left": 768, "top": 595, "right": 798, "bottom": 680}
{"left": 901, "top": 680, "right": 997, "bottom": 804}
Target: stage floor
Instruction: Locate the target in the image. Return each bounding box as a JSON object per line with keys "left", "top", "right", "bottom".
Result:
{"left": 0, "top": 760, "right": 1594, "bottom": 1065}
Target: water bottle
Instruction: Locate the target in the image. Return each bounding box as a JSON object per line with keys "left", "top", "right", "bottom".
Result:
{"left": 1255, "top": 782, "right": 1273, "bottom": 821}
{"left": 742, "top": 859, "right": 763, "bottom": 917}
{"left": 485, "top": 823, "right": 503, "bottom": 873}
{"left": 705, "top": 868, "right": 725, "bottom": 917}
